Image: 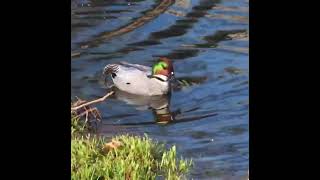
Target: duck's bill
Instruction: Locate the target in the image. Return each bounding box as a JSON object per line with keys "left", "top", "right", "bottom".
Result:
{"left": 169, "top": 74, "right": 177, "bottom": 83}
{"left": 169, "top": 72, "right": 176, "bottom": 81}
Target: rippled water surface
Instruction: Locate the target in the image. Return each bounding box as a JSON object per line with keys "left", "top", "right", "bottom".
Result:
{"left": 72, "top": 0, "right": 248, "bottom": 179}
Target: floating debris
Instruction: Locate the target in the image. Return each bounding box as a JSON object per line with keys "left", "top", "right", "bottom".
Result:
{"left": 224, "top": 67, "right": 244, "bottom": 75}
{"left": 71, "top": 52, "right": 81, "bottom": 57}
{"left": 167, "top": 9, "right": 186, "bottom": 17}
{"left": 227, "top": 31, "right": 248, "bottom": 40}
{"left": 176, "top": 0, "right": 191, "bottom": 9}
{"left": 80, "top": 45, "right": 89, "bottom": 49}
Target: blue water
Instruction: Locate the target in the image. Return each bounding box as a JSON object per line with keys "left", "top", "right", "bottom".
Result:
{"left": 72, "top": 0, "right": 249, "bottom": 179}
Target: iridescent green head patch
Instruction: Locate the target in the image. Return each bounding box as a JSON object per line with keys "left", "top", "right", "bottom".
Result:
{"left": 152, "top": 61, "right": 168, "bottom": 75}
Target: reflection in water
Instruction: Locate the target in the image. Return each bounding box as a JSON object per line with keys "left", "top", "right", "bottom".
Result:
{"left": 114, "top": 89, "right": 174, "bottom": 124}
{"left": 110, "top": 87, "right": 218, "bottom": 126}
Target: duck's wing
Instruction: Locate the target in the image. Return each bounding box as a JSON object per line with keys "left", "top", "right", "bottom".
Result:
{"left": 119, "top": 61, "right": 152, "bottom": 74}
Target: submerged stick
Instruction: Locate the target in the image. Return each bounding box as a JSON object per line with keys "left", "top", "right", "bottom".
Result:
{"left": 71, "top": 91, "right": 114, "bottom": 111}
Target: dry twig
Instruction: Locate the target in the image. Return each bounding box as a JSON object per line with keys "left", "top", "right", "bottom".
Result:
{"left": 71, "top": 91, "right": 114, "bottom": 111}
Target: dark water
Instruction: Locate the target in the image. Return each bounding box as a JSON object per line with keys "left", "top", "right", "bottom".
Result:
{"left": 71, "top": 0, "right": 248, "bottom": 179}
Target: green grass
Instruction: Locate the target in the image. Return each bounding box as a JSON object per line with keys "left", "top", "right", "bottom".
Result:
{"left": 71, "top": 115, "right": 192, "bottom": 180}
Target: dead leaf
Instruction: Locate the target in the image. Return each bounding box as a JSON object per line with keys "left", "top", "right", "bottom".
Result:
{"left": 103, "top": 140, "right": 122, "bottom": 152}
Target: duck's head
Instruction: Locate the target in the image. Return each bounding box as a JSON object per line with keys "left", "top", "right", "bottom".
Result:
{"left": 151, "top": 57, "right": 174, "bottom": 81}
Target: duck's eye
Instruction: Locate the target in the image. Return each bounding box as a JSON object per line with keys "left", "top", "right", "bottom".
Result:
{"left": 161, "top": 64, "right": 167, "bottom": 69}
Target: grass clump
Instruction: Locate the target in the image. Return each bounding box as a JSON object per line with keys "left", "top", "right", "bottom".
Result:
{"left": 71, "top": 113, "right": 192, "bottom": 179}
{"left": 72, "top": 134, "right": 192, "bottom": 180}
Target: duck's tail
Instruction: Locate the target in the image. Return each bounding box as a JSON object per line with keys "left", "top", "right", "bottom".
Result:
{"left": 103, "top": 64, "right": 120, "bottom": 75}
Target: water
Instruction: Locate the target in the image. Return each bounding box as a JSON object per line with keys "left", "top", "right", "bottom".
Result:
{"left": 71, "top": 0, "right": 249, "bottom": 179}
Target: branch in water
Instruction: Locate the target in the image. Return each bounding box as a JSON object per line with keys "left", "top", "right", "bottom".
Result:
{"left": 71, "top": 91, "right": 114, "bottom": 111}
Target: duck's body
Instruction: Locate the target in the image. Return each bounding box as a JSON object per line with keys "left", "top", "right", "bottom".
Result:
{"left": 103, "top": 58, "right": 174, "bottom": 96}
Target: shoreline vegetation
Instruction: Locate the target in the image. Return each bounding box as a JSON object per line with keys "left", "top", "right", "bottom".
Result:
{"left": 71, "top": 92, "right": 192, "bottom": 179}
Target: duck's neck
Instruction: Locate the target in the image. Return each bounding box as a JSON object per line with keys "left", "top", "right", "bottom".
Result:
{"left": 152, "top": 74, "right": 169, "bottom": 82}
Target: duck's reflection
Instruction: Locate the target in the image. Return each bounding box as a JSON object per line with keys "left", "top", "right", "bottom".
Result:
{"left": 113, "top": 89, "right": 175, "bottom": 124}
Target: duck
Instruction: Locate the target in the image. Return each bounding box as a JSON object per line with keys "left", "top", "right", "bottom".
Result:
{"left": 103, "top": 57, "right": 175, "bottom": 96}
